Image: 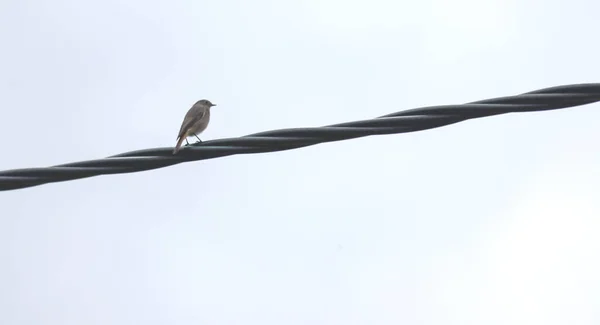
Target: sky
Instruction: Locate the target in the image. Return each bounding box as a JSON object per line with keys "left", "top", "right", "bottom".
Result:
{"left": 1, "top": 0, "right": 600, "bottom": 324}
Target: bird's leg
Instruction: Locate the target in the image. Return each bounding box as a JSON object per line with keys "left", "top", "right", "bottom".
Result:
{"left": 193, "top": 133, "right": 202, "bottom": 143}
{"left": 185, "top": 138, "right": 190, "bottom": 146}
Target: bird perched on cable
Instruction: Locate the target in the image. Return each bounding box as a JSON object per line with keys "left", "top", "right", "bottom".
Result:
{"left": 173, "top": 99, "right": 216, "bottom": 154}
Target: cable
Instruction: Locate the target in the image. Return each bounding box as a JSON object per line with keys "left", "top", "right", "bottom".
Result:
{"left": 1, "top": 83, "right": 599, "bottom": 191}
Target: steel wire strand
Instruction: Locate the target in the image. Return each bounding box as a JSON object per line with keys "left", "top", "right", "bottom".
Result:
{"left": 1, "top": 83, "right": 599, "bottom": 191}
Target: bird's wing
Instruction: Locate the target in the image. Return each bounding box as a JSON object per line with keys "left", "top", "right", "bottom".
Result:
{"left": 176, "top": 105, "right": 207, "bottom": 139}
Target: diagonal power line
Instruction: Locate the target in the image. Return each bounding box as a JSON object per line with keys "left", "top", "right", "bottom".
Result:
{"left": 1, "top": 83, "right": 599, "bottom": 192}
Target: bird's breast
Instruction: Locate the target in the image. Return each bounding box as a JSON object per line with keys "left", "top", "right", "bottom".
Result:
{"left": 189, "top": 111, "right": 211, "bottom": 134}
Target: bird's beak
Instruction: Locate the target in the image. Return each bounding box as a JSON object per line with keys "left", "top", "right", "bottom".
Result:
{"left": 212, "top": 103, "right": 217, "bottom": 107}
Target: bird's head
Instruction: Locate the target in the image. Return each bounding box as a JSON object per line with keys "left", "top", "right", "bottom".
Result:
{"left": 196, "top": 99, "right": 216, "bottom": 107}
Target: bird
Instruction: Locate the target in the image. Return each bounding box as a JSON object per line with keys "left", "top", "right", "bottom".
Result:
{"left": 173, "top": 99, "right": 216, "bottom": 154}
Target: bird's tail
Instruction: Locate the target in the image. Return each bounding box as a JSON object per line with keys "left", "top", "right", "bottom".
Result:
{"left": 173, "top": 136, "right": 185, "bottom": 154}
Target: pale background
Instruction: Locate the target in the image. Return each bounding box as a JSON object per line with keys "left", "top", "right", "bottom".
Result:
{"left": 1, "top": 0, "right": 600, "bottom": 324}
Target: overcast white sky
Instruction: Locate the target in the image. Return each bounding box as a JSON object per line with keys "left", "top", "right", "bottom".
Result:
{"left": 1, "top": 0, "right": 600, "bottom": 324}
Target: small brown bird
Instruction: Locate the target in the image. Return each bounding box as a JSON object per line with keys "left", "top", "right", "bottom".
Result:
{"left": 173, "top": 99, "right": 216, "bottom": 154}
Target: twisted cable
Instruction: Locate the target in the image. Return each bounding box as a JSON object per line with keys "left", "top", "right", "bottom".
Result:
{"left": 1, "top": 83, "right": 599, "bottom": 191}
